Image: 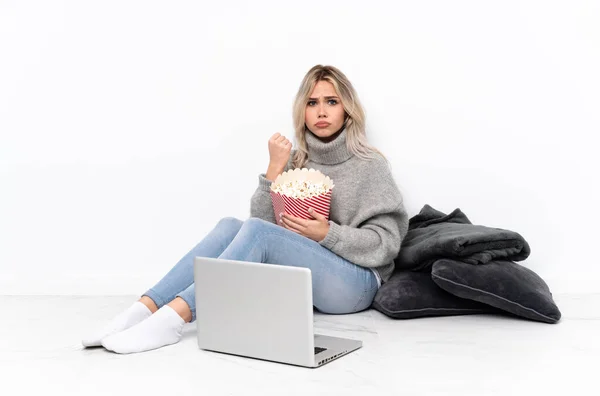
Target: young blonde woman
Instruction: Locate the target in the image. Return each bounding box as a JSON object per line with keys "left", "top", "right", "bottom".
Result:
{"left": 82, "top": 64, "right": 409, "bottom": 354}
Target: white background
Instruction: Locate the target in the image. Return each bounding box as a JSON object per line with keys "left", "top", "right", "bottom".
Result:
{"left": 1, "top": 0, "right": 598, "bottom": 295}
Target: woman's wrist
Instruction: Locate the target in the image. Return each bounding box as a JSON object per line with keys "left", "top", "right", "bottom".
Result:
{"left": 266, "top": 163, "right": 285, "bottom": 181}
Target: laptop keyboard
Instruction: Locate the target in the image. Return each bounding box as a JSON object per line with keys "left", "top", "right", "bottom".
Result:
{"left": 315, "top": 347, "right": 327, "bottom": 355}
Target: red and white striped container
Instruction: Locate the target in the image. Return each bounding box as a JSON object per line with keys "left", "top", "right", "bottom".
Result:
{"left": 270, "top": 168, "right": 334, "bottom": 227}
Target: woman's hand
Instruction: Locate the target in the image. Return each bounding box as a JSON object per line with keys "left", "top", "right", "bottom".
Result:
{"left": 268, "top": 132, "right": 292, "bottom": 170}
{"left": 279, "top": 208, "right": 331, "bottom": 242}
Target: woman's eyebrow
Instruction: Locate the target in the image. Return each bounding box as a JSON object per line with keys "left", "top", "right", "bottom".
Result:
{"left": 308, "top": 96, "right": 339, "bottom": 100}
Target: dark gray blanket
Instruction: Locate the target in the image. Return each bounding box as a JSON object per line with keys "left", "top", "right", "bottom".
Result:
{"left": 394, "top": 204, "right": 531, "bottom": 272}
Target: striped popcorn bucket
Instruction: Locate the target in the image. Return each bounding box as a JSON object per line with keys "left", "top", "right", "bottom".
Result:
{"left": 270, "top": 168, "right": 334, "bottom": 227}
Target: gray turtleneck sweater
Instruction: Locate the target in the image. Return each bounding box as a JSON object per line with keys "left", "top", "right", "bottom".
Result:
{"left": 249, "top": 129, "right": 409, "bottom": 284}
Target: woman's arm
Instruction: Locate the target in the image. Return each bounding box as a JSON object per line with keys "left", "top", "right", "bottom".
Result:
{"left": 319, "top": 201, "right": 409, "bottom": 268}
{"left": 249, "top": 173, "right": 279, "bottom": 224}
{"left": 249, "top": 151, "right": 295, "bottom": 223}
{"left": 319, "top": 158, "right": 409, "bottom": 268}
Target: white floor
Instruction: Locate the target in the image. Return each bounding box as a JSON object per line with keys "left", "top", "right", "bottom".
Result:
{"left": 2, "top": 294, "right": 599, "bottom": 396}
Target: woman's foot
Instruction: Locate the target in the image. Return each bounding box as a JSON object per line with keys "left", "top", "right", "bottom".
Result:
{"left": 101, "top": 305, "right": 186, "bottom": 354}
{"left": 81, "top": 300, "right": 154, "bottom": 347}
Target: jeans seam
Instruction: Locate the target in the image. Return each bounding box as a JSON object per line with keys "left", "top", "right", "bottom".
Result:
{"left": 352, "top": 275, "right": 379, "bottom": 312}
{"left": 352, "top": 289, "right": 368, "bottom": 312}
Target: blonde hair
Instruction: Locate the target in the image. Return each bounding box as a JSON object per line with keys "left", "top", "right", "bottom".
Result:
{"left": 291, "top": 64, "right": 388, "bottom": 169}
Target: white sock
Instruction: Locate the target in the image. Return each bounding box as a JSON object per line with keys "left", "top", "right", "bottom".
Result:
{"left": 101, "top": 305, "right": 185, "bottom": 354}
{"left": 82, "top": 301, "right": 152, "bottom": 347}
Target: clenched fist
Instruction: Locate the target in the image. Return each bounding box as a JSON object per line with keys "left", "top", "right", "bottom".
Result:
{"left": 268, "top": 132, "right": 292, "bottom": 170}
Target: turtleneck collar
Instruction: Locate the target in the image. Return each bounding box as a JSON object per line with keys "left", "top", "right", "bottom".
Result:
{"left": 304, "top": 128, "right": 353, "bottom": 165}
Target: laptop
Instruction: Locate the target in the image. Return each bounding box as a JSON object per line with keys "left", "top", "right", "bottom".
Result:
{"left": 193, "top": 257, "right": 362, "bottom": 368}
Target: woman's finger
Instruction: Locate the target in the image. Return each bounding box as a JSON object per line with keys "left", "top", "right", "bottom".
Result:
{"left": 281, "top": 217, "right": 303, "bottom": 234}
{"left": 281, "top": 213, "right": 307, "bottom": 229}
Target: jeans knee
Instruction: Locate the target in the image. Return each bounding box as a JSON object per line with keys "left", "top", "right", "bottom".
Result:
{"left": 217, "top": 216, "right": 244, "bottom": 231}
{"left": 243, "top": 217, "right": 270, "bottom": 230}
{"left": 231, "top": 217, "right": 273, "bottom": 244}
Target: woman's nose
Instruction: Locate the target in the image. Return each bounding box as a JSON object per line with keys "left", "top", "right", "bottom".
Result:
{"left": 318, "top": 104, "right": 327, "bottom": 117}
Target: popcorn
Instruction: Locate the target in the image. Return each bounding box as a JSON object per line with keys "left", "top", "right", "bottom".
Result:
{"left": 271, "top": 180, "right": 330, "bottom": 199}
{"left": 270, "top": 168, "right": 334, "bottom": 227}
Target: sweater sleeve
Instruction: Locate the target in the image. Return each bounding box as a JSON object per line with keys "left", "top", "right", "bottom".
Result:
{"left": 249, "top": 173, "right": 278, "bottom": 224}
{"left": 318, "top": 163, "right": 409, "bottom": 269}
{"left": 249, "top": 151, "right": 295, "bottom": 224}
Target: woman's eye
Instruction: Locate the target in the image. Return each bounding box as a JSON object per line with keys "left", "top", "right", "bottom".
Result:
{"left": 307, "top": 100, "right": 338, "bottom": 106}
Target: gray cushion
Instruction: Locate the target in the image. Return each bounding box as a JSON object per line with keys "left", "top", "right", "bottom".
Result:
{"left": 372, "top": 271, "right": 498, "bottom": 319}
{"left": 431, "top": 259, "right": 561, "bottom": 324}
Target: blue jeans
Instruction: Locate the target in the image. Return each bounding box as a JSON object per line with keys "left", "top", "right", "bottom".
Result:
{"left": 143, "top": 217, "right": 379, "bottom": 322}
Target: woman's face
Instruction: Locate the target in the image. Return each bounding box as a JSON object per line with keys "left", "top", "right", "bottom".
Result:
{"left": 305, "top": 80, "right": 346, "bottom": 142}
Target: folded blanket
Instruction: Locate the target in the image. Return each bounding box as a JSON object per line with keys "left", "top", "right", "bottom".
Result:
{"left": 394, "top": 205, "right": 531, "bottom": 272}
